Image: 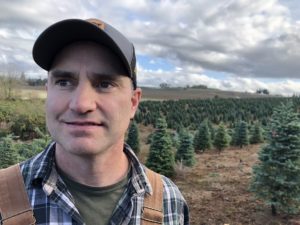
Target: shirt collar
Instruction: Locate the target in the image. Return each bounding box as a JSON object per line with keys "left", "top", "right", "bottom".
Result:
{"left": 26, "top": 142, "right": 152, "bottom": 195}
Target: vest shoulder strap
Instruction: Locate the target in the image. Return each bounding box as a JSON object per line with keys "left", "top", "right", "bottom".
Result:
{"left": 0, "top": 164, "right": 163, "bottom": 225}
{"left": 142, "top": 168, "right": 163, "bottom": 225}
{"left": 0, "top": 164, "right": 35, "bottom": 225}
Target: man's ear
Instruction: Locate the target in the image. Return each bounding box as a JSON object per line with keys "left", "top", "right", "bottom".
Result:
{"left": 130, "top": 87, "right": 142, "bottom": 118}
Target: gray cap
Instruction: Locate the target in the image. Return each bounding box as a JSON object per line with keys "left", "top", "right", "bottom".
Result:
{"left": 32, "top": 18, "right": 137, "bottom": 89}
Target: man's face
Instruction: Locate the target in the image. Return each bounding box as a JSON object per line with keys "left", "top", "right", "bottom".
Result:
{"left": 46, "top": 41, "right": 141, "bottom": 157}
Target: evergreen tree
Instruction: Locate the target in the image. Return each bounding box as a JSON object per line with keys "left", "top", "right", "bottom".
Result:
{"left": 250, "top": 122, "right": 264, "bottom": 144}
{"left": 146, "top": 117, "right": 175, "bottom": 177}
{"left": 236, "top": 121, "right": 249, "bottom": 148}
{"left": 250, "top": 102, "right": 300, "bottom": 215}
{"left": 17, "top": 128, "right": 51, "bottom": 161}
{"left": 207, "top": 120, "right": 215, "bottom": 141}
{"left": 194, "top": 120, "right": 212, "bottom": 152}
{"left": 126, "top": 121, "right": 140, "bottom": 155}
{"left": 176, "top": 129, "right": 196, "bottom": 167}
{"left": 213, "top": 123, "right": 230, "bottom": 152}
{"left": 230, "top": 122, "right": 240, "bottom": 146}
{"left": 0, "top": 135, "right": 19, "bottom": 168}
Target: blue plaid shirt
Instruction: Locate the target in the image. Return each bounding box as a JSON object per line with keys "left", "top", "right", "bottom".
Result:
{"left": 20, "top": 142, "right": 189, "bottom": 225}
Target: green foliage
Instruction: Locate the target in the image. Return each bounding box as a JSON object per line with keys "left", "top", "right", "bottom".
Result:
{"left": 11, "top": 113, "right": 46, "bottom": 140}
{"left": 230, "top": 122, "right": 240, "bottom": 146}
{"left": 213, "top": 123, "right": 230, "bottom": 152}
{"left": 146, "top": 117, "right": 175, "bottom": 177}
{"left": 250, "top": 102, "right": 300, "bottom": 215}
{"left": 194, "top": 120, "right": 212, "bottom": 152}
{"left": 236, "top": 121, "right": 249, "bottom": 148}
{"left": 0, "top": 135, "right": 19, "bottom": 168}
{"left": 176, "top": 130, "right": 196, "bottom": 167}
{"left": 138, "top": 97, "right": 300, "bottom": 130}
{"left": 250, "top": 123, "right": 264, "bottom": 144}
{"left": 0, "top": 99, "right": 45, "bottom": 140}
{"left": 126, "top": 121, "right": 140, "bottom": 155}
{"left": 17, "top": 128, "right": 51, "bottom": 160}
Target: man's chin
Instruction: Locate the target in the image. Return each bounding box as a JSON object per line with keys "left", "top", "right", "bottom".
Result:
{"left": 56, "top": 141, "right": 104, "bottom": 156}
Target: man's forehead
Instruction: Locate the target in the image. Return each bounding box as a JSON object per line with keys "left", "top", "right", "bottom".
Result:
{"left": 49, "top": 41, "right": 128, "bottom": 76}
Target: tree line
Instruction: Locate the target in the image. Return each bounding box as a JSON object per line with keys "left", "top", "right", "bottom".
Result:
{"left": 135, "top": 97, "right": 300, "bottom": 130}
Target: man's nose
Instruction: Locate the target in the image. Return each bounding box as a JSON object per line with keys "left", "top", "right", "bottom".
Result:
{"left": 69, "top": 84, "right": 97, "bottom": 114}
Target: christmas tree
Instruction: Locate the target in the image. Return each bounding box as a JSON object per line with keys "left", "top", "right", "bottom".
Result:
{"left": 146, "top": 117, "right": 175, "bottom": 177}
{"left": 194, "top": 120, "right": 212, "bottom": 152}
{"left": 126, "top": 121, "right": 140, "bottom": 155}
{"left": 0, "top": 135, "right": 19, "bottom": 168}
{"left": 214, "top": 123, "right": 230, "bottom": 153}
{"left": 176, "top": 129, "right": 196, "bottom": 167}
{"left": 250, "top": 102, "right": 300, "bottom": 215}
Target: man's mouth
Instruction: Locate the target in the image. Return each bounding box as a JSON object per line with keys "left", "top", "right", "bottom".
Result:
{"left": 64, "top": 121, "right": 103, "bottom": 126}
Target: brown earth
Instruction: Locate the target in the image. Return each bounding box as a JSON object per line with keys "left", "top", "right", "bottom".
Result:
{"left": 173, "top": 146, "right": 300, "bottom": 225}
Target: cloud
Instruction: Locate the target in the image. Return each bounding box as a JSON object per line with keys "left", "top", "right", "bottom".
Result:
{"left": 0, "top": 0, "right": 299, "bottom": 96}
{"left": 137, "top": 64, "right": 300, "bottom": 96}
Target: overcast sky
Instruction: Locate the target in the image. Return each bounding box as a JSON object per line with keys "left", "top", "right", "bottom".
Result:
{"left": 1, "top": 0, "right": 300, "bottom": 96}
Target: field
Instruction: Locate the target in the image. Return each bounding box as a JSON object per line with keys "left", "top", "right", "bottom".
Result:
{"left": 138, "top": 125, "right": 300, "bottom": 225}
{"left": 141, "top": 87, "right": 276, "bottom": 100}
{"left": 12, "top": 85, "right": 277, "bottom": 100}
{"left": 175, "top": 146, "right": 300, "bottom": 225}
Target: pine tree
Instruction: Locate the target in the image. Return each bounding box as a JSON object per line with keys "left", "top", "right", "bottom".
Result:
{"left": 0, "top": 135, "right": 19, "bottom": 168}
{"left": 249, "top": 122, "right": 264, "bottom": 144}
{"left": 230, "top": 122, "right": 240, "bottom": 146}
{"left": 250, "top": 102, "right": 300, "bottom": 215}
{"left": 146, "top": 117, "right": 175, "bottom": 177}
{"left": 236, "top": 121, "right": 249, "bottom": 148}
{"left": 126, "top": 121, "right": 140, "bottom": 155}
{"left": 208, "top": 120, "right": 215, "bottom": 141}
{"left": 194, "top": 120, "right": 212, "bottom": 152}
{"left": 176, "top": 129, "right": 196, "bottom": 167}
{"left": 213, "top": 123, "right": 230, "bottom": 153}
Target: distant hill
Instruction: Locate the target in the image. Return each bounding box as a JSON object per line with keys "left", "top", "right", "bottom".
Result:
{"left": 15, "top": 85, "right": 279, "bottom": 101}
{"left": 141, "top": 87, "right": 279, "bottom": 100}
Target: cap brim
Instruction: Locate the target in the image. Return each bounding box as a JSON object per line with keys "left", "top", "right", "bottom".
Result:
{"left": 32, "top": 19, "right": 128, "bottom": 71}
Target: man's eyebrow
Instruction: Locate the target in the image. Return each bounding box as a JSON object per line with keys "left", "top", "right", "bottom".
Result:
{"left": 89, "top": 72, "right": 124, "bottom": 81}
{"left": 49, "top": 70, "right": 78, "bottom": 79}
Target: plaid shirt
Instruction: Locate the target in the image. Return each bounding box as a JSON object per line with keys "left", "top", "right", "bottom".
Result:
{"left": 20, "top": 142, "right": 189, "bottom": 225}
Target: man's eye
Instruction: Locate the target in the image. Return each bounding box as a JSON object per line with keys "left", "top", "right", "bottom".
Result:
{"left": 55, "top": 80, "right": 72, "bottom": 87}
{"left": 98, "top": 81, "right": 114, "bottom": 89}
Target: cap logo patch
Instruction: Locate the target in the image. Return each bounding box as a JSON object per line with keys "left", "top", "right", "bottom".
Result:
{"left": 86, "top": 18, "right": 105, "bottom": 30}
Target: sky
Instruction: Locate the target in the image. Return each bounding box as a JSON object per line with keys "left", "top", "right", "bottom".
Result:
{"left": 0, "top": 0, "right": 300, "bottom": 96}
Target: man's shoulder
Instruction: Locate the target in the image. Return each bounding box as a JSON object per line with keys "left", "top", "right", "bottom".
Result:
{"left": 158, "top": 174, "right": 190, "bottom": 224}
{"left": 160, "top": 175, "right": 186, "bottom": 201}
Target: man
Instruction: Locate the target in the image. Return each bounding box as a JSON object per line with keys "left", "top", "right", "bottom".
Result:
{"left": 1, "top": 18, "right": 189, "bottom": 225}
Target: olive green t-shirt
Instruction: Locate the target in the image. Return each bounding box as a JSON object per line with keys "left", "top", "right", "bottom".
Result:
{"left": 58, "top": 169, "right": 128, "bottom": 225}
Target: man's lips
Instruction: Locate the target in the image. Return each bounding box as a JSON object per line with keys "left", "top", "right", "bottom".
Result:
{"left": 62, "top": 121, "right": 104, "bottom": 126}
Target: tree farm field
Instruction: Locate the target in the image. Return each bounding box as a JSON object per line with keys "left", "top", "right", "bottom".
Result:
{"left": 138, "top": 125, "right": 300, "bottom": 225}
{"left": 1, "top": 86, "right": 299, "bottom": 224}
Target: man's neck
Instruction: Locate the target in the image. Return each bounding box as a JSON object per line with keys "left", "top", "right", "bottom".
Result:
{"left": 54, "top": 143, "right": 129, "bottom": 187}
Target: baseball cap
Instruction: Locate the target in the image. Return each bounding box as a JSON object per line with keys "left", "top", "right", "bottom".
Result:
{"left": 32, "top": 18, "right": 137, "bottom": 89}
